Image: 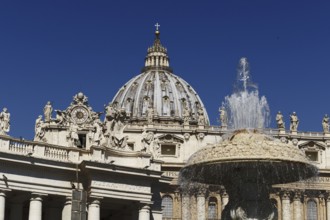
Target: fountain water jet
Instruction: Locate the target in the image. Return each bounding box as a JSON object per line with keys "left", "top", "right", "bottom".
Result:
{"left": 179, "top": 58, "right": 317, "bottom": 220}
{"left": 223, "top": 57, "right": 270, "bottom": 130}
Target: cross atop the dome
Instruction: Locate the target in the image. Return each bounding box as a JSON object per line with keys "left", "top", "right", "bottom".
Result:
{"left": 155, "top": 23, "right": 160, "bottom": 31}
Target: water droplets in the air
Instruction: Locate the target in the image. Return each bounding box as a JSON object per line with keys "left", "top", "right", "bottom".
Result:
{"left": 222, "top": 57, "right": 270, "bottom": 129}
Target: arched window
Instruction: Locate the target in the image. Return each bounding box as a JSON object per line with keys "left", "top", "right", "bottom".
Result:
{"left": 208, "top": 197, "right": 218, "bottom": 219}
{"left": 307, "top": 200, "right": 318, "bottom": 220}
{"left": 162, "top": 195, "right": 173, "bottom": 218}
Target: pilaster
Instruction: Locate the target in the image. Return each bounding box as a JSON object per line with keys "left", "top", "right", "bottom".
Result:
{"left": 293, "top": 191, "right": 302, "bottom": 220}
{"left": 281, "top": 190, "right": 291, "bottom": 220}
{"left": 196, "top": 190, "right": 206, "bottom": 220}
{"left": 181, "top": 193, "right": 190, "bottom": 220}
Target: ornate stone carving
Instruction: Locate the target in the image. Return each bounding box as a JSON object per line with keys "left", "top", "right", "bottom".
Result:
{"left": 322, "top": 114, "right": 329, "bottom": 133}
{"left": 55, "top": 110, "right": 67, "bottom": 125}
{"left": 103, "top": 103, "right": 131, "bottom": 151}
{"left": 0, "top": 107, "right": 10, "bottom": 135}
{"left": 292, "top": 138, "right": 298, "bottom": 146}
{"left": 184, "top": 133, "right": 190, "bottom": 141}
{"left": 290, "top": 112, "right": 299, "bottom": 132}
{"left": 72, "top": 92, "right": 88, "bottom": 105}
{"left": 52, "top": 93, "right": 101, "bottom": 128}
{"left": 276, "top": 111, "right": 285, "bottom": 130}
{"left": 43, "top": 101, "right": 53, "bottom": 123}
{"left": 197, "top": 133, "right": 205, "bottom": 140}
{"left": 280, "top": 137, "right": 288, "bottom": 143}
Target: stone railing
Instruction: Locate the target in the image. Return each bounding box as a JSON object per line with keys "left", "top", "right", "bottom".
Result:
{"left": 0, "top": 135, "right": 83, "bottom": 163}
{"left": 0, "top": 135, "right": 162, "bottom": 171}
{"left": 9, "top": 140, "right": 34, "bottom": 154}
{"left": 126, "top": 124, "right": 328, "bottom": 139}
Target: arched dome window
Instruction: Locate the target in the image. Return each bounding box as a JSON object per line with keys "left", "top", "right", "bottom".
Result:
{"left": 307, "top": 200, "right": 317, "bottom": 220}
{"left": 207, "top": 197, "right": 218, "bottom": 219}
{"left": 161, "top": 195, "right": 173, "bottom": 218}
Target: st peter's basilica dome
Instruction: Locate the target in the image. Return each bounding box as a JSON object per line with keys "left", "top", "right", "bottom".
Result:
{"left": 112, "top": 29, "right": 209, "bottom": 126}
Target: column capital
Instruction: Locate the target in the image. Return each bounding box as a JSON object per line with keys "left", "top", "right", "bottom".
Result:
{"left": 293, "top": 190, "right": 302, "bottom": 201}
{"left": 88, "top": 196, "right": 103, "bottom": 204}
{"left": 281, "top": 190, "right": 291, "bottom": 200}
{"left": 30, "top": 193, "right": 47, "bottom": 201}
{"left": 139, "top": 201, "right": 152, "bottom": 209}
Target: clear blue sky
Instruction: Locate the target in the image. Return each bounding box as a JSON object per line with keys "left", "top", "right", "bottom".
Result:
{"left": 0, "top": 1, "right": 329, "bottom": 139}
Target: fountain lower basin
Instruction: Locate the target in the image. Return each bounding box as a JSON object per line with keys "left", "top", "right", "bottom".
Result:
{"left": 179, "top": 130, "right": 317, "bottom": 220}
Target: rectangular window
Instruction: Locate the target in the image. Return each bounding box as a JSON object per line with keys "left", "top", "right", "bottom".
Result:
{"left": 305, "top": 151, "right": 318, "bottom": 162}
{"left": 161, "top": 144, "right": 176, "bottom": 155}
{"left": 77, "top": 134, "right": 86, "bottom": 149}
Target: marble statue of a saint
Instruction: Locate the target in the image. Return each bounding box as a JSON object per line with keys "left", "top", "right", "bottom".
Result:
{"left": 92, "top": 119, "right": 103, "bottom": 145}
{"left": 146, "top": 105, "right": 154, "bottom": 124}
{"left": 183, "top": 107, "right": 190, "bottom": 126}
{"left": 68, "top": 123, "right": 79, "bottom": 147}
{"left": 141, "top": 129, "right": 154, "bottom": 152}
{"left": 197, "top": 107, "right": 205, "bottom": 126}
{"left": 0, "top": 107, "right": 10, "bottom": 134}
{"left": 34, "top": 115, "right": 45, "bottom": 141}
{"left": 322, "top": 114, "right": 329, "bottom": 133}
{"left": 290, "top": 112, "right": 299, "bottom": 132}
{"left": 105, "top": 102, "right": 116, "bottom": 121}
{"left": 44, "top": 101, "right": 53, "bottom": 122}
{"left": 276, "top": 111, "right": 285, "bottom": 130}
{"left": 219, "top": 106, "right": 227, "bottom": 127}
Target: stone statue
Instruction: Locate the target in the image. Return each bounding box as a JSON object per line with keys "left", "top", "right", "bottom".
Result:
{"left": 146, "top": 105, "right": 154, "bottom": 124}
{"left": 0, "top": 107, "right": 10, "bottom": 135}
{"left": 43, "top": 101, "right": 53, "bottom": 122}
{"left": 183, "top": 107, "right": 190, "bottom": 126}
{"left": 104, "top": 102, "right": 117, "bottom": 121}
{"left": 92, "top": 119, "right": 103, "bottom": 146}
{"left": 197, "top": 107, "right": 205, "bottom": 126}
{"left": 290, "top": 112, "right": 299, "bottom": 132}
{"left": 34, "top": 115, "right": 45, "bottom": 141}
{"left": 276, "top": 111, "right": 285, "bottom": 130}
{"left": 67, "top": 122, "right": 80, "bottom": 147}
{"left": 141, "top": 129, "right": 154, "bottom": 153}
{"left": 103, "top": 104, "right": 130, "bottom": 150}
{"left": 322, "top": 114, "right": 329, "bottom": 133}
{"left": 55, "top": 110, "right": 67, "bottom": 125}
{"left": 219, "top": 106, "right": 227, "bottom": 127}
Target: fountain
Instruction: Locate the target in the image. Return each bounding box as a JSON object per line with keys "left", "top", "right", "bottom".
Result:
{"left": 179, "top": 58, "right": 317, "bottom": 220}
{"left": 222, "top": 57, "right": 270, "bottom": 129}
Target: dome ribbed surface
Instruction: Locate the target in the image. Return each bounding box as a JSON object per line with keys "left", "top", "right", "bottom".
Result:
{"left": 112, "top": 70, "right": 209, "bottom": 124}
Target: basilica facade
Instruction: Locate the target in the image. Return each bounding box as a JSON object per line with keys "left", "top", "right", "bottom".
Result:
{"left": 0, "top": 28, "right": 329, "bottom": 220}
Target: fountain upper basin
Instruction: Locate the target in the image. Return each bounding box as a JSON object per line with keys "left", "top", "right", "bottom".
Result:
{"left": 180, "top": 130, "right": 317, "bottom": 185}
